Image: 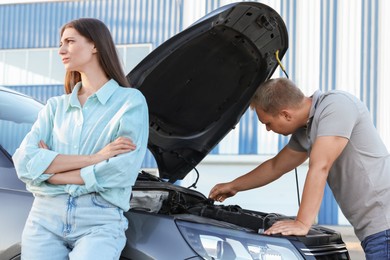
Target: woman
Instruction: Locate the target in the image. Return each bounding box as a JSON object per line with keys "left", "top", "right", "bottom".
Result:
{"left": 13, "top": 18, "right": 149, "bottom": 259}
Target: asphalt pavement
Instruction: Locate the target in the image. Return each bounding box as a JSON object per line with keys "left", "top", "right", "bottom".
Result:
{"left": 324, "top": 225, "right": 365, "bottom": 260}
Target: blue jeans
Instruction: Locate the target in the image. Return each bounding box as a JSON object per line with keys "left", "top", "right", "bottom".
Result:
{"left": 361, "top": 229, "right": 390, "bottom": 260}
{"left": 22, "top": 193, "right": 128, "bottom": 260}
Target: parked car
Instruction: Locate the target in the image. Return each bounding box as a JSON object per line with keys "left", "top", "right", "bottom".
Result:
{"left": 0, "top": 2, "right": 350, "bottom": 259}
{"left": 0, "top": 87, "right": 42, "bottom": 259}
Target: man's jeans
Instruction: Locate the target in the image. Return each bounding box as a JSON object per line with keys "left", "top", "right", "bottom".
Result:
{"left": 362, "top": 229, "right": 390, "bottom": 260}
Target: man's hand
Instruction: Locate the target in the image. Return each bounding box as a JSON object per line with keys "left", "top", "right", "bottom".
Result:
{"left": 208, "top": 182, "right": 237, "bottom": 202}
{"left": 264, "top": 219, "right": 311, "bottom": 236}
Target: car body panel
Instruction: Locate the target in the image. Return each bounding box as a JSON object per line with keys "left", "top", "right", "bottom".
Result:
{"left": 0, "top": 87, "right": 41, "bottom": 251}
{"left": 0, "top": 191, "right": 32, "bottom": 250}
{"left": 123, "top": 211, "right": 198, "bottom": 260}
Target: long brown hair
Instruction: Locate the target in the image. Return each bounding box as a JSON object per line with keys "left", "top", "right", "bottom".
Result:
{"left": 60, "top": 18, "right": 130, "bottom": 94}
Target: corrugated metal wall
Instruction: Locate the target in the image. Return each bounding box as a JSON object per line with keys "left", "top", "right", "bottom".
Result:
{"left": 200, "top": 0, "right": 386, "bottom": 156}
{"left": 0, "top": 0, "right": 186, "bottom": 170}
{"left": 1, "top": 0, "right": 388, "bottom": 225}
{"left": 1, "top": 0, "right": 386, "bottom": 153}
{"left": 0, "top": 0, "right": 182, "bottom": 49}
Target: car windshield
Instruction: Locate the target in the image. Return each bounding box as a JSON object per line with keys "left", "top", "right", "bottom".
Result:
{"left": 0, "top": 89, "right": 43, "bottom": 158}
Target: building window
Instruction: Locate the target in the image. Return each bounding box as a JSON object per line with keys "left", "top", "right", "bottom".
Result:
{"left": 0, "top": 44, "right": 152, "bottom": 85}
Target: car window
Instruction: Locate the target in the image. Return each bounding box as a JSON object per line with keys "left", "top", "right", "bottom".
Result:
{"left": 0, "top": 120, "right": 35, "bottom": 158}
{"left": 0, "top": 89, "right": 42, "bottom": 159}
{"left": 0, "top": 89, "right": 42, "bottom": 191}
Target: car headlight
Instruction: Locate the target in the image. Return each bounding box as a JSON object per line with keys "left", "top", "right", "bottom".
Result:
{"left": 176, "top": 220, "right": 304, "bottom": 260}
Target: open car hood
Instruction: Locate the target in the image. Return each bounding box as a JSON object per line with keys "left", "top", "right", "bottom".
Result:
{"left": 127, "top": 2, "right": 288, "bottom": 182}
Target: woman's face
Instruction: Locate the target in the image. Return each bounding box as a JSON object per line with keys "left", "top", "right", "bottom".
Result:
{"left": 58, "top": 27, "right": 97, "bottom": 72}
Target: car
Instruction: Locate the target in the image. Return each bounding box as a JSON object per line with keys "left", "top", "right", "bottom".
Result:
{"left": 0, "top": 87, "right": 42, "bottom": 259}
{"left": 0, "top": 2, "right": 350, "bottom": 259}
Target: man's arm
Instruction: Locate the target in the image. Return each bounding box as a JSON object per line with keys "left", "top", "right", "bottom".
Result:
{"left": 264, "top": 136, "right": 348, "bottom": 236}
{"left": 209, "top": 146, "right": 308, "bottom": 201}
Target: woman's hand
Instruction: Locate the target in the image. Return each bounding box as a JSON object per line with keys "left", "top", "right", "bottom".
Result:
{"left": 95, "top": 136, "right": 136, "bottom": 161}
{"left": 38, "top": 140, "right": 49, "bottom": 149}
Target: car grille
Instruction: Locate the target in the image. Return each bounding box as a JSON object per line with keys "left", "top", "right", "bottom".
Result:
{"left": 300, "top": 244, "right": 350, "bottom": 259}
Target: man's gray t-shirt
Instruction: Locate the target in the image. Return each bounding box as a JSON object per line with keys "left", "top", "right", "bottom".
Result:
{"left": 288, "top": 90, "right": 390, "bottom": 241}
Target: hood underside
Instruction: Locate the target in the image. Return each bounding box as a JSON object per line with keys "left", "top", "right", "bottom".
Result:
{"left": 127, "top": 2, "right": 288, "bottom": 182}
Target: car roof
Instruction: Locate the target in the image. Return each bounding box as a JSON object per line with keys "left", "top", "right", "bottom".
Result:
{"left": 0, "top": 86, "right": 43, "bottom": 124}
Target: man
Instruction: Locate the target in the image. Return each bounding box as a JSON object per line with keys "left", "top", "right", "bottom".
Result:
{"left": 209, "top": 78, "right": 390, "bottom": 259}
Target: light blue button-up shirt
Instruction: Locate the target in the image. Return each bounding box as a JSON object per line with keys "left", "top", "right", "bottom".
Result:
{"left": 13, "top": 79, "right": 149, "bottom": 211}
